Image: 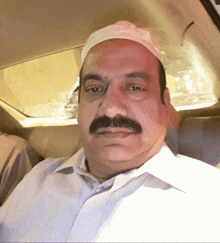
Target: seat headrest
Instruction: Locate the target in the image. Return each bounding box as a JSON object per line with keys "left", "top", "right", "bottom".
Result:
{"left": 178, "top": 116, "right": 220, "bottom": 166}
{"left": 25, "top": 125, "right": 83, "bottom": 159}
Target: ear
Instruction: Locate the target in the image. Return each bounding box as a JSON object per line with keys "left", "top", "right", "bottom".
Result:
{"left": 162, "top": 88, "right": 171, "bottom": 124}
{"left": 163, "top": 88, "right": 181, "bottom": 131}
{"left": 163, "top": 88, "right": 171, "bottom": 112}
{"left": 78, "top": 86, "right": 81, "bottom": 103}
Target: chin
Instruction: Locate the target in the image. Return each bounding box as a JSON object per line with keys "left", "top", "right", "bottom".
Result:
{"left": 99, "top": 145, "right": 138, "bottom": 162}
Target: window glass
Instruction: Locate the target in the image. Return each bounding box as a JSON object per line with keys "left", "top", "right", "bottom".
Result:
{"left": 162, "top": 44, "right": 217, "bottom": 111}
{"left": 1, "top": 49, "right": 81, "bottom": 119}
{"left": 166, "top": 70, "right": 216, "bottom": 111}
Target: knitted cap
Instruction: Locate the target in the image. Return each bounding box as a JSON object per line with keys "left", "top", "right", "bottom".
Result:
{"left": 81, "top": 21, "right": 161, "bottom": 66}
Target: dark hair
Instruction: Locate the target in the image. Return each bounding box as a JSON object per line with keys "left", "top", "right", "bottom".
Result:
{"left": 78, "top": 60, "right": 166, "bottom": 104}
{"left": 158, "top": 60, "right": 166, "bottom": 104}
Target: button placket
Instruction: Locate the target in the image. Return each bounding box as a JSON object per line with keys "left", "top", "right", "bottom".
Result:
{"left": 67, "top": 190, "right": 112, "bottom": 242}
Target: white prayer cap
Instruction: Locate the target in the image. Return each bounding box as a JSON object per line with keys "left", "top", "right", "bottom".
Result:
{"left": 81, "top": 21, "right": 161, "bottom": 66}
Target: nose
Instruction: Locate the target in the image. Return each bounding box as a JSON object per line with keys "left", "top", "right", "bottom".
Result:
{"left": 98, "top": 85, "right": 128, "bottom": 118}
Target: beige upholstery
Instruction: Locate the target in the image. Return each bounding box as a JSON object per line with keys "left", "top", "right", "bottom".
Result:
{"left": 24, "top": 125, "right": 83, "bottom": 159}
{"left": 178, "top": 116, "right": 220, "bottom": 166}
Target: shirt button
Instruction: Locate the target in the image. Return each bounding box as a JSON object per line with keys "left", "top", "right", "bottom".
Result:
{"left": 95, "top": 186, "right": 104, "bottom": 193}
{"left": 95, "top": 188, "right": 101, "bottom": 193}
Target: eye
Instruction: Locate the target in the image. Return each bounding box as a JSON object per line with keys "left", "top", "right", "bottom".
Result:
{"left": 85, "top": 86, "right": 104, "bottom": 93}
{"left": 84, "top": 84, "right": 107, "bottom": 99}
{"left": 129, "top": 86, "right": 142, "bottom": 91}
{"left": 126, "top": 83, "right": 147, "bottom": 92}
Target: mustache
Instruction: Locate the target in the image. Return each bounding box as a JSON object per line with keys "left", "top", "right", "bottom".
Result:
{"left": 89, "top": 115, "right": 142, "bottom": 135}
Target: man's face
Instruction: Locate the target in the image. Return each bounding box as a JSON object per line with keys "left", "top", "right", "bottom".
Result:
{"left": 78, "top": 39, "right": 170, "bottom": 173}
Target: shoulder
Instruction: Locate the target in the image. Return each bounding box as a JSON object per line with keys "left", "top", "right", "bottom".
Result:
{"left": 0, "top": 158, "right": 66, "bottom": 214}
{"left": 9, "top": 157, "right": 64, "bottom": 196}
{"left": 176, "top": 153, "right": 220, "bottom": 174}
{"left": 27, "top": 158, "right": 67, "bottom": 178}
{"left": 0, "top": 157, "right": 62, "bottom": 218}
{"left": 175, "top": 154, "right": 220, "bottom": 192}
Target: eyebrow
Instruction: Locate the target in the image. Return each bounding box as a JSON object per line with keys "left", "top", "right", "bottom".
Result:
{"left": 125, "top": 72, "right": 150, "bottom": 80}
{"left": 82, "top": 73, "right": 103, "bottom": 85}
{"left": 82, "top": 72, "right": 150, "bottom": 86}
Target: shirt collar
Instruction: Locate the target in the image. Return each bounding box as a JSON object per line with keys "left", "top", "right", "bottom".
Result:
{"left": 54, "top": 144, "right": 187, "bottom": 193}
{"left": 140, "top": 144, "right": 187, "bottom": 193}
{"left": 54, "top": 148, "right": 86, "bottom": 173}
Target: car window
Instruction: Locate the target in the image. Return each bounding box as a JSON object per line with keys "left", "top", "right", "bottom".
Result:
{"left": 0, "top": 45, "right": 217, "bottom": 123}
{"left": 167, "top": 69, "right": 217, "bottom": 111}
{"left": 1, "top": 49, "right": 81, "bottom": 120}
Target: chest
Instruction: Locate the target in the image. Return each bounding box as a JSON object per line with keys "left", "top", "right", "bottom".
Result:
{"left": 6, "top": 175, "right": 220, "bottom": 242}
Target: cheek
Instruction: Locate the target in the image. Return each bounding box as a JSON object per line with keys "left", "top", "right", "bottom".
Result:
{"left": 130, "top": 101, "right": 160, "bottom": 123}
{"left": 78, "top": 101, "right": 98, "bottom": 132}
{"left": 78, "top": 104, "right": 90, "bottom": 129}
{"left": 130, "top": 101, "right": 168, "bottom": 133}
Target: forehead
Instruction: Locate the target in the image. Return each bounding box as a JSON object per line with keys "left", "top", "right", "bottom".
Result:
{"left": 82, "top": 39, "right": 159, "bottom": 74}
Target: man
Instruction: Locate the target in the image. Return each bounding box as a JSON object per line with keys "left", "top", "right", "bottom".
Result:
{"left": 0, "top": 21, "right": 220, "bottom": 242}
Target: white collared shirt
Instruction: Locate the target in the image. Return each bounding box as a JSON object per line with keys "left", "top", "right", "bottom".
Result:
{"left": 1, "top": 144, "right": 220, "bottom": 242}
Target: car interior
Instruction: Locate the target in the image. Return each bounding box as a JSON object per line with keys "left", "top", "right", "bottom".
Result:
{"left": 0, "top": 0, "right": 220, "bottom": 172}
